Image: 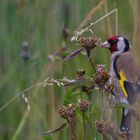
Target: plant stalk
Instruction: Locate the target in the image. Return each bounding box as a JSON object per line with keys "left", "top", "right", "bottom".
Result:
{"left": 69, "top": 117, "right": 77, "bottom": 140}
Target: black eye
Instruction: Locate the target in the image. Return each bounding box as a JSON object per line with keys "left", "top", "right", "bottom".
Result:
{"left": 108, "top": 39, "right": 117, "bottom": 45}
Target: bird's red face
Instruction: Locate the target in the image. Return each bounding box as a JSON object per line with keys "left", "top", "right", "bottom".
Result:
{"left": 101, "top": 36, "right": 130, "bottom": 53}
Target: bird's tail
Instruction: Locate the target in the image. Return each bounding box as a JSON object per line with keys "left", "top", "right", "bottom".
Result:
{"left": 121, "top": 81, "right": 140, "bottom": 121}
{"left": 120, "top": 108, "right": 131, "bottom": 133}
{"left": 120, "top": 106, "right": 139, "bottom": 131}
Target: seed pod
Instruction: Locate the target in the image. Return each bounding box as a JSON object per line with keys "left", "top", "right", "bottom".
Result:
{"left": 58, "top": 106, "right": 68, "bottom": 119}
{"left": 95, "top": 120, "right": 128, "bottom": 139}
{"left": 67, "top": 104, "right": 76, "bottom": 118}
{"left": 95, "top": 120, "right": 104, "bottom": 133}
{"left": 58, "top": 104, "right": 76, "bottom": 119}
{"left": 95, "top": 120, "right": 115, "bottom": 134}
{"left": 78, "top": 35, "right": 102, "bottom": 52}
{"left": 78, "top": 99, "right": 90, "bottom": 112}
{"left": 94, "top": 65, "right": 109, "bottom": 87}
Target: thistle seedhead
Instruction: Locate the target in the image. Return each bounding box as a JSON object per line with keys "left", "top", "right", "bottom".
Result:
{"left": 94, "top": 65, "right": 109, "bottom": 87}
{"left": 67, "top": 104, "right": 76, "bottom": 118}
{"left": 95, "top": 120, "right": 104, "bottom": 133}
{"left": 95, "top": 120, "right": 114, "bottom": 134}
{"left": 95, "top": 120, "right": 129, "bottom": 139}
{"left": 78, "top": 36, "right": 102, "bottom": 52}
{"left": 95, "top": 64, "right": 107, "bottom": 74}
{"left": 58, "top": 106, "right": 68, "bottom": 119}
{"left": 64, "top": 34, "right": 102, "bottom": 62}
{"left": 58, "top": 104, "right": 77, "bottom": 140}
{"left": 78, "top": 99, "right": 90, "bottom": 112}
{"left": 58, "top": 104, "right": 76, "bottom": 120}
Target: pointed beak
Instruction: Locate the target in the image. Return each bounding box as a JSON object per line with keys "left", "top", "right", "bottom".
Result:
{"left": 100, "top": 41, "right": 110, "bottom": 48}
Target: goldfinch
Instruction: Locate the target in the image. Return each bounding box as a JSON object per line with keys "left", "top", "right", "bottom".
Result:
{"left": 101, "top": 36, "right": 140, "bottom": 133}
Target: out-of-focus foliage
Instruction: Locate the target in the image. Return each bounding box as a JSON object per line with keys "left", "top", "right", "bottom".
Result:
{"left": 0, "top": 0, "right": 140, "bottom": 140}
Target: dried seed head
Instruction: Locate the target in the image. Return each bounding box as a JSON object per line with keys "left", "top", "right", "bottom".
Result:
{"left": 67, "top": 104, "right": 76, "bottom": 118}
{"left": 95, "top": 120, "right": 104, "bottom": 133}
{"left": 78, "top": 36, "right": 86, "bottom": 46}
{"left": 76, "top": 69, "right": 86, "bottom": 79}
{"left": 95, "top": 120, "right": 114, "bottom": 134}
{"left": 95, "top": 120, "right": 129, "bottom": 139}
{"left": 96, "top": 64, "right": 106, "bottom": 74}
{"left": 78, "top": 35, "right": 102, "bottom": 52}
{"left": 78, "top": 99, "right": 90, "bottom": 112}
{"left": 94, "top": 65, "right": 109, "bottom": 87}
{"left": 58, "top": 106, "right": 68, "bottom": 119}
{"left": 58, "top": 104, "right": 76, "bottom": 119}
{"left": 92, "top": 37, "right": 102, "bottom": 46}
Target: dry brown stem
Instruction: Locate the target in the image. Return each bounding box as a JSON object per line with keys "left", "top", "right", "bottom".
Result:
{"left": 69, "top": 117, "right": 77, "bottom": 140}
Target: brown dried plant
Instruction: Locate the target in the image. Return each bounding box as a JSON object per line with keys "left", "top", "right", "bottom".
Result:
{"left": 78, "top": 99, "right": 90, "bottom": 112}
{"left": 95, "top": 120, "right": 129, "bottom": 140}
{"left": 64, "top": 35, "right": 102, "bottom": 71}
{"left": 93, "top": 64, "right": 109, "bottom": 88}
{"left": 37, "top": 6, "right": 119, "bottom": 140}
{"left": 58, "top": 104, "right": 77, "bottom": 140}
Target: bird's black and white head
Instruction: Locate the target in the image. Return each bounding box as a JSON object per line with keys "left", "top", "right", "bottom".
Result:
{"left": 101, "top": 36, "right": 131, "bottom": 54}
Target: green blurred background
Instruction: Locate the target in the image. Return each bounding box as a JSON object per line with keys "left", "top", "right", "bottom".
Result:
{"left": 0, "top": 0, "right": 140, "bottom": 139}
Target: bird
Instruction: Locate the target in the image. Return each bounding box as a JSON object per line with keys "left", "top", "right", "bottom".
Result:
{"left": 100, "top": 36, "right": 140, "bottom": 134}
